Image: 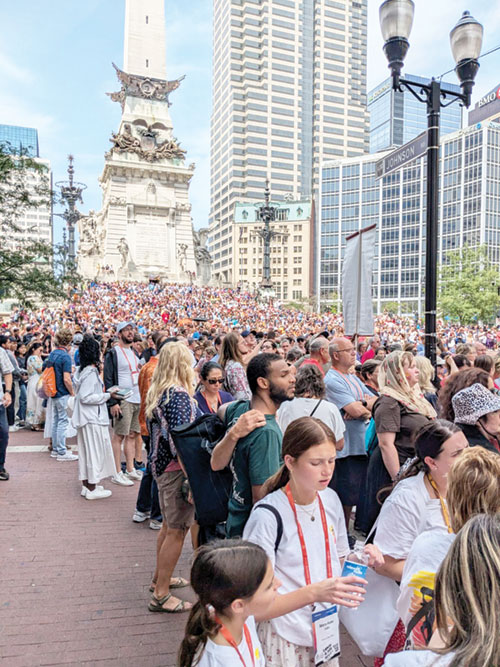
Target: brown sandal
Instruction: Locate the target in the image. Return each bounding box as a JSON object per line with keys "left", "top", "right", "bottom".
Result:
{"left": 149, "top": 576, "right": 189, "bottom": 592}
{"left": 148, "top": 593, "right": 192, "bottom": 613}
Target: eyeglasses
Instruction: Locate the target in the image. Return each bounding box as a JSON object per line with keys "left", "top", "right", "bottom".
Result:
{"left": 208, "top": 378, "right": 224, "bottom": 385}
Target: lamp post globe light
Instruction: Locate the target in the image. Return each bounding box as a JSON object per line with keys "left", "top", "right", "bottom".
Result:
{"left": 379, "top": 0, "right": 483, "bottom": 367}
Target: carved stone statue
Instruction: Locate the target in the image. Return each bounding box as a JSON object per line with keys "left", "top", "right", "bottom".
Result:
{"left": 192, "top": 227, "right": 212, "bottom": 285}
{"left": 109, "top": 121, "right": 186, "bottom": 163}
{"left": 177, "top": 243, "right": 188, "bottom": 273}
{"left": 117, "top": 237, "right": 129, "bottom": 268}
{"left": 78, "top": 210, "right": 102, "bottom": 257}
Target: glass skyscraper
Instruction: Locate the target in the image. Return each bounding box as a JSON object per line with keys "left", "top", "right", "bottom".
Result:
{"left": 209, "top": 0, "right": 370, "bottom": 286}
{"left": 319, "top": 120, "right": 500, "bottom": 315}
{"left": 0, "top": 124, "right": 39, "bottom": 157}
{"left": 368, "top": 74, "right": 462, "bottom": 153}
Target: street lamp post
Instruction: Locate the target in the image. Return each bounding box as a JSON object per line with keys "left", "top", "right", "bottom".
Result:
{"left": 254, "top": 181, "right": 287, "bottom": 298}
{"left": 55, "top": 155, "right": 87, "bottom": 270}
{"left": 379, "top": 0, "right": 483, "bottom": 366}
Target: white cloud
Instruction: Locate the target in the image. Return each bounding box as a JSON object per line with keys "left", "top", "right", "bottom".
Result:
{"left": 0, "top": 51, "right": 34, "bottom": 84}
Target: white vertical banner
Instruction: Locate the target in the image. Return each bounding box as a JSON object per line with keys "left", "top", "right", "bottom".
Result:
{"left": 342, "top": 225, "right": 376, "bottom": 336}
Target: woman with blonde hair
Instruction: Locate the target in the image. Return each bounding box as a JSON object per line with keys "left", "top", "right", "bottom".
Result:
{"left": 386, "top": 514, "right": 500, "bottom": 666}
{"left": 218, "top": 332, "right": 251, "bottom": 400}
{"left": 414, "top": 356, "right": 437, "bottom": 410}
{"left": 398, "top": 446, "right": 500, "bottom": 648}
{"left": 146, "top": 342, "right": 200, "bottom": 614}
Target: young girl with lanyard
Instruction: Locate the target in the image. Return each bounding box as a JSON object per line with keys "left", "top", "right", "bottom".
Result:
{"left": 178, "top": 539, "right": 279, "bottom": 666}
{"left": 243, "top": 417, "right": 383, "bottom": 667}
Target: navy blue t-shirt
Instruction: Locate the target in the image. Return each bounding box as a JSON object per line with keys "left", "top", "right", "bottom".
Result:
{"left": 47, "top": 348, "right": 72, "bottom": 398}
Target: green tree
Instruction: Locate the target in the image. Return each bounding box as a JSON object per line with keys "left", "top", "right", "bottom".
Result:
{"left": 438, "top": 245, "right": 499, "bottom": 324}
{"left": 0, "top": 144, "right": 71, "bottom": 308}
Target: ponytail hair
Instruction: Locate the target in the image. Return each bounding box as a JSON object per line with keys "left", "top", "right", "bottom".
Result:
{"left": 178, "top": 539, "right": 268, "bottom": 667}
{"left": 264, "top": 417, "right": 336, "bottom": 495}
{"left": 397, "top": 419, "right": 461, "bottom": 483}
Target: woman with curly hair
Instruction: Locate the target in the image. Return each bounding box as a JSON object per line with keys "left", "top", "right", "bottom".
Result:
{"left": 72, "top": 335, "right": 119, "bottom": 500}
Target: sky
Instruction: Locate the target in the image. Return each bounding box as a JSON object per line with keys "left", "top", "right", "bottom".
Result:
{"left": 1, "top": 0, "right": 500, "bottom": 245}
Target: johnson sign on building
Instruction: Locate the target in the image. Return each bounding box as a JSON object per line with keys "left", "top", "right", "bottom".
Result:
{"left": 469, "top": 84, "right": 500, "bottom": 124}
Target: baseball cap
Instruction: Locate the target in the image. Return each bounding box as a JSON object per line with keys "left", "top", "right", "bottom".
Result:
{"left": 73, "top": 333, "right": 84, "bottom": 345}
{"left": 116, "top": 321, "right": 135, "bottom": 333}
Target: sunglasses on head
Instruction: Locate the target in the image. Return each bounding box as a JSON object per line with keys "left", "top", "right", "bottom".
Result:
{"left": 208, "top": 378, "right": 224, "bottom": 385}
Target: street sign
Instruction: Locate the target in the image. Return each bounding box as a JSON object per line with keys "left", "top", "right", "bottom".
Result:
{"left": 375, "top": 131, "right": 427, "bottom": 179}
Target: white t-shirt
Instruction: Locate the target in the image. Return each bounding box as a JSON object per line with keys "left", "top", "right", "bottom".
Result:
{"left": 116, "top": 346, "right": 140, "bottom": 404}
{"left": 277, "top": 398, "right": 345, "bottom": 445}
{"left": 398, "top": 528, "right": 455, "bottom": 632}
{"left": 195, "top": 616, "right": 265, "bottom": 666}
{"left": 374, "top": 472, "right": 447, "bottom": 560}
{"left": 385, "top": 649, "right": 453, "bottom": 666}
{"left": 243, "top": 487, "right": 349, "bottom": 647}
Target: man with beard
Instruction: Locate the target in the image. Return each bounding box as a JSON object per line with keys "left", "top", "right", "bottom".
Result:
{"left": 104, "top": 322, "right": 142, "bottom": 486}
{"left": 211, "top": 353, "right": 296, "bottom": 537}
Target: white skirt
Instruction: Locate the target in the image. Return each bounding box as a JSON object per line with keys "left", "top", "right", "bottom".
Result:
{"left": 77, "top": 423, "right": 116, "bottom": 484}
{"left": 258, "top": 620, "right": 339, "bottom": 667}
{"left": 26, "top": 374, "right": 45, "bottom": 425}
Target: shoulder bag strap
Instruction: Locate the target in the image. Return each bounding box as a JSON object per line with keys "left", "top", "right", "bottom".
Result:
{"left": 310, "top": 398, "right": 323, "bottom": 417}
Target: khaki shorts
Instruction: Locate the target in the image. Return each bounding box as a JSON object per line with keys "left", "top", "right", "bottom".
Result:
{"left": 113, "top": 400, "right": 140, "bottom": 436}
{"left": 157, "top": 470, "right": 194, "bottom": 531}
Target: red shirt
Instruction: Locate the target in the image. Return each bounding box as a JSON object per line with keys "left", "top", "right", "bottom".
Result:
{"left": 361, "top": 348, "right": 375, "bottom": 364}
{"left": 300, "top": 358, "right": 325, "bottom": 376}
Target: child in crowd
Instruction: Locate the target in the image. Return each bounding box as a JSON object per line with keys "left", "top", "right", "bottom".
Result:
{"left": 178, "top": 540, "right": 278, "bottom": 666}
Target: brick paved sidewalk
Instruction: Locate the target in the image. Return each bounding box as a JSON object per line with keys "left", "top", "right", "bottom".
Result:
{"left": 0, "top": 430, "right": 371, "bottom": 667}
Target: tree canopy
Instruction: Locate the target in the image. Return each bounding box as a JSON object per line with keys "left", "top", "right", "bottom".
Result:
{"left": 0, "top": 144, "right": 72, "bottom": 308}
{"left": 438, "top": 245, "right": 499, "bottom": 324}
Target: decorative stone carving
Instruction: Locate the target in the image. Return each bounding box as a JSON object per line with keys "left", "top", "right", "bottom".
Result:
{"left": 107, "top": 63, "right": 185, "bottom": 110}
{"left": 78, "top": 210, "right": 103, "bottom": 257}
{"left": 117, "top": 237, "right": 129, "bottom": 268}
{"left": 109, "top": 122, "right": 186, "bottom": 163}
{"left": 175, "top": 202, "right": 192, "bottom": 212}
{"left": 192, "top": 227, "right": 212, "bottom": 285}
{"left": 109, "top": 196, "right": 127, "bottom": 206}
{"left": 177, "top": 243, "right": 188, "bottom": 273}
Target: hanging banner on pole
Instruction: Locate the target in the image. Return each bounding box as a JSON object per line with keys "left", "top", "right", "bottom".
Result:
{"left": 342, "top": 225, "right": 376, "bottom": 336}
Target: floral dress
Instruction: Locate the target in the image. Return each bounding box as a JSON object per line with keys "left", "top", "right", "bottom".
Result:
{"left": 224, "top": 360, "right": 251, "bottom": 400}
{"left": 26, "top": 355, "right": 45, "bottom": 426}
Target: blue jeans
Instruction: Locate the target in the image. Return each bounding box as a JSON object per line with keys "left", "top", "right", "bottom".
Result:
{"left": 136, "top": 452, "right": 162, "bottom": 521}
{"left": 0, "top": 404, "right": 8, "bottom": 469}
{"left": 17, "top": 383, "right": 27, "bottom": 422}
{"left": 52, "top": 395, "right": 69, "bottom": 456}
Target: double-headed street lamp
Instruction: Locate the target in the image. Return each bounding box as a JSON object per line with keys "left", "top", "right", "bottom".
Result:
{"left": 379, "top": 0, "right": 483, "bottom": 366}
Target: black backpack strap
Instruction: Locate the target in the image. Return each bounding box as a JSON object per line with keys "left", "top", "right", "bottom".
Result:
{"left": 310, "top": 399, "right": 323, "bottom": 417}
{"left": 253, "top": 504, "right": 283, "bottom": 552}
{"left": 406, "top": 597, "right": 435, "bottom": 642}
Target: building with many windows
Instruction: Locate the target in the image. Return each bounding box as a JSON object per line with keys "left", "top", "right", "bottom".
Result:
{"left": 319, "top": 120, "right": 500, "bottom": 315}
{"left": 209, "top": 0, "right": 369, "bottom": 285}
{"left": 368, "top": 74, "right": 462, "bottom": 153}
{"left": 0, "top": 125, "right": 52, "bottom": 251}
{"left": 233, "top": 198, "right": 313, "bottom": 300}
{"left": 0, "top": 124, "right": 39, "bottom": 157}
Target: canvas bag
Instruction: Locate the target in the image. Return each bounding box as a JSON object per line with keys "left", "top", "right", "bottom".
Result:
{"left": 339, "top": 522, "right": 400, "bottom": 657}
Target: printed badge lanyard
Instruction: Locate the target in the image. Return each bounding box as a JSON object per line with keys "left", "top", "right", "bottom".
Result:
{"left": 426, "top": 473, "right": 452, "bottom": 534}
{"left": 213, "top": 617, "right": 255, "bottom": 667}
{"left": 118, "top": 346, "right": 139, "bottom": 381}
{"left": 285, "top": 483, "right": 334, "bottom": 649}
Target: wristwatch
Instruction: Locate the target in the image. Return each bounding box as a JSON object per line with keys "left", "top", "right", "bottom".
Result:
{"left": 361, "top": 399, "right": 367, "bottom": 407}
{"left": 4, "top": 390, "right": 11, "bottom": 394}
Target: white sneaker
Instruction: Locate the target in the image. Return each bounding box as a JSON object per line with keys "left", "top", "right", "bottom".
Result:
{"left": 50, "top": 452, "right": 59, "bottom": 458}
{"left": 9, "top": 425, "right": 21, "bottom": 432}
{"left": 124, "top": 469, "right": 143, "bottom": 481}
{"left": 149, "top": 519, "right": 162, "bottom": 530}
{"left": 85, "top": 487, "right": 112, "bottom": 500}
{"left": 56, "top": 452, "right": 78, "bottom": 461}
{"left": 111, "top": 471, "right": 134, "bottom": 487}
{"left": 133, "top": 510, "right": 150, "bottom": 523}
{"left": 81, "top": 485, "right": 104, "bottom": 497}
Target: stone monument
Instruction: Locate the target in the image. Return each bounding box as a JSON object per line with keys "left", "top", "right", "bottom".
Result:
{"left": 77, "top": 0, "right": 196, "bottom": 281}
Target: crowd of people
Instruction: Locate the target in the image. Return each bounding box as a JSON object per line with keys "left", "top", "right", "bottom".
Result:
{"left": 1, "top": 280, "right": 499, "bottom": 666}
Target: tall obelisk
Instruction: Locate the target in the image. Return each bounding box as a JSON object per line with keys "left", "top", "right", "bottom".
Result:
{"left": 78, "top": 0, "right": 196, "bottom": 282}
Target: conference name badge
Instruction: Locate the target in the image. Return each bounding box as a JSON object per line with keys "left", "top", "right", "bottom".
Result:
{"left": 312, "top": 604, "right": 340, "bottom": 666}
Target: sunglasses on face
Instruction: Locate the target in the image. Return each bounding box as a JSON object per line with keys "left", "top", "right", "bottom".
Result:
{"left": 208, "top": 378, "right": 224, "bottom": 385}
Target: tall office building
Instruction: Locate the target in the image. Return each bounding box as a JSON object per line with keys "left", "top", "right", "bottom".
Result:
{"left": 319, "top": 120, "right": 500, "bottom": 315}
{"left": 209, "top": 0, "right": 369, "bottom": 285}
{"left": 368, "top": 74, "right": 462, "bottom": 153}
{"left": 0, "top": 124, "right": 39, "bottom": 157}
{"left": 0, "top": 124, "right": 52, "bottom": 250}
